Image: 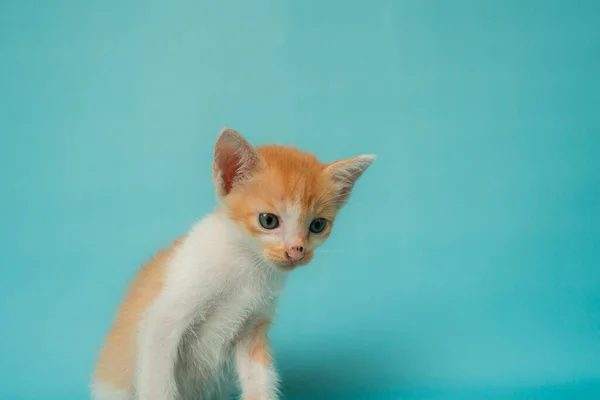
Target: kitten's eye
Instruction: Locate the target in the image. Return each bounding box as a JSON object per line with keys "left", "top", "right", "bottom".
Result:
{"left": 309, "top": 218, "right": 327, "bottom": 233}
{"left": 259, "top": 213, "right": 279, "bottom": 229}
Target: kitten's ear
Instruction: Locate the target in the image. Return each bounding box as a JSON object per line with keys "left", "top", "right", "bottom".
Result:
{"left": 213, "top": 128, "right": 263, "bottom": 197}
{"left": 323, "top": 154, "right": 376, "bottom": 205}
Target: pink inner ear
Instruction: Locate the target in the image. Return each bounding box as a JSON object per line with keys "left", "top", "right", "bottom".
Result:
{"left": 219, "top": 147, "right": 241, "bottom": 196}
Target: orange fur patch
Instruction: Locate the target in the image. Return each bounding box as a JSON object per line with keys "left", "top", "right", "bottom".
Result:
{"left": 250, "top": 320, "right": 272, "bottom": 365}
{"left": 226, "top": 146, "right": 335, "bottom": 216}
{"left": 92, "top": 238, "right": 183, "bottom": 389}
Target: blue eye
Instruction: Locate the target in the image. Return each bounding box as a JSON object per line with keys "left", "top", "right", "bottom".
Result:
{"left": 309, "top": 218, "right": 327, "bottom": 233}
{"left": 259, "top": 213, "right": 279, "bottom": 229}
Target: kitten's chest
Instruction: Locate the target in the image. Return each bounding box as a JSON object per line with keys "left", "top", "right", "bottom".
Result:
{"left": 201, "top": 269, "right": 285, "bottom": 339}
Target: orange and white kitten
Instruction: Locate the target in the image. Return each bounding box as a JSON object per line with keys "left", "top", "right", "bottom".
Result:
{"left": 91, "top": 128, "right": 375, "bottom": 400}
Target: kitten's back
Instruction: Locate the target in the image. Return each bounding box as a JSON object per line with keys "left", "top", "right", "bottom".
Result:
{"left": 92, "top": 238, "right": 183, "bottom": 393}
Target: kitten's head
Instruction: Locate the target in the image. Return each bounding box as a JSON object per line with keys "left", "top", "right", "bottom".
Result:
{"left": 213, "top": 128, "right": 374, "bottom": 271}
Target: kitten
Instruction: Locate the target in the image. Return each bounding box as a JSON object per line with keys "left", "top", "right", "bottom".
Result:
{"left": 91, "top": 128, "right": 375, "bottom": 400}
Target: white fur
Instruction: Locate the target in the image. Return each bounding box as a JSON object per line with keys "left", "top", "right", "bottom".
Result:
{"left": 94, "top": 212, "right": 287, "bottom": 400}
{"left": 281, "top": 201, "right": 304, "bottom": 245}
{"left": 260, "top": 200, "right": 305, "bottom": 249}
{"left": 236, "top": 334, "right": 279, "bottom": 400}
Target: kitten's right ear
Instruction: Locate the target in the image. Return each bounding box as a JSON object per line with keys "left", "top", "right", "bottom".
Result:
{"left": 213, "top": 128, "right": 263, "bottom": 197}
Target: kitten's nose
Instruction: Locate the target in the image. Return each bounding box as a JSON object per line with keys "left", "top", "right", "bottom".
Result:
{"left": 286, "top": 245, "right": 305, "bottom": 261}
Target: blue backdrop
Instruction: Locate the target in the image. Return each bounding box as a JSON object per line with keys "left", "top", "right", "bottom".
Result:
{"left": 1, "top": 1, "right": 599, "bottom": 399}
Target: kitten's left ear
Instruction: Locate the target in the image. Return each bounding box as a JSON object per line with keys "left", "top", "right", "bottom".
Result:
{"left": 323, "top": 154, "right": 376, "bottom": 205}
{"left": 213, "top": 128, "right": 263, "bottom": 197}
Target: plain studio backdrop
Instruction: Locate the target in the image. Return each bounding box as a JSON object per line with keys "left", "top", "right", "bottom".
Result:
{"left": 1, "top": 1, "right": 599, "bottom": 399}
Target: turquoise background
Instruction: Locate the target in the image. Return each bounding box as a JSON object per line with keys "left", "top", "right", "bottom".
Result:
{"left": 1, "top": 0, "right": 599, "bottom": 399}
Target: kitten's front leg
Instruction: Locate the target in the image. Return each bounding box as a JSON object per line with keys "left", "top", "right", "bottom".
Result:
{"left": 235, "top": 320, "right": 279, "bottom": 400}
{"left": 136, "top": 294, "right": 198, "bottom": 400}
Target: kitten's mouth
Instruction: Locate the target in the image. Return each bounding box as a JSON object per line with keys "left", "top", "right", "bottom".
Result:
{"left": 263, "top": 249, "right": 314, "bottom": 271}
{"left": 278, "top": 260, "right": 302, "bottom": 271}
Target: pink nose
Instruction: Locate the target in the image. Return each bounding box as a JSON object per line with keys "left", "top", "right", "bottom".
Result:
{"left": 286, "top": 245, "right": 305, "bottom": 261}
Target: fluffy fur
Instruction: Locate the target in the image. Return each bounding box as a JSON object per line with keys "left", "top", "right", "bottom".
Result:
{"left": 92, "top": 128, "right": 375, "bottom": 400}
